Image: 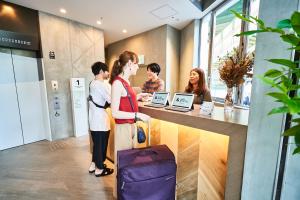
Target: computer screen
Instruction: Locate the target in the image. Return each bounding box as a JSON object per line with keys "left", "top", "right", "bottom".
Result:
{"left": 152, "top": 92, "right": 169, "bottom": 105}
{"left": 172, "top": 94, "right": 194, "bottom": 108}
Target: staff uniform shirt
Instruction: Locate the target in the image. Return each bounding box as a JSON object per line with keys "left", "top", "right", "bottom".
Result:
{"left": 88, "top": 80, "right": 111, "bottom": 131}
{"left": 193, "top": 90, "right": 212, "bottom": 104}
{"left": 142, "top": 78, "right": 164, "bottom": 94}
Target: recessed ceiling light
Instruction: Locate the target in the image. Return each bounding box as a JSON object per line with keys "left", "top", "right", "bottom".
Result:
{"left": 97, "top": 20, "right": 102, "bottom": 25}
{"left": 60, "top": 8, "right": 66, "bottom": 14}
{"left": 122, "top": 29, "right": 127, "bottom": 33}
{"left": 1, "top": 5, "right": 16, "bottom": 17}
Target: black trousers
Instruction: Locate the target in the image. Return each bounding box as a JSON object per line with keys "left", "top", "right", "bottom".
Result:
{"left": 91, "top": 130, "right": 110, "bottom": 169}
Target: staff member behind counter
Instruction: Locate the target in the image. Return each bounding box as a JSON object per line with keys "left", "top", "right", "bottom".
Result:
{"left": 142, "top": 63, "right": 165, "bottom": 94}
{"left": 185, "top": 68, "right": 212, "bottom": 104}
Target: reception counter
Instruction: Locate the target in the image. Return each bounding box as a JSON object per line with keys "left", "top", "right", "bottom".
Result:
{"left": 106, "top": 103, "right": 249, "bottom": 200}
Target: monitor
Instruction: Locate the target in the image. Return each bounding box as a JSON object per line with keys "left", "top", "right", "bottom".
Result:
{"left": 171, "top": 93, "right": 194, "bottom": 109}
{"left": 151, "top": 92, "right": 169, "bottom": 105}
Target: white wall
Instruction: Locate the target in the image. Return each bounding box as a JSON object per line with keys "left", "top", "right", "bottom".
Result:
{"left": 179, "top": 20, "right": 200, "bottom": 91}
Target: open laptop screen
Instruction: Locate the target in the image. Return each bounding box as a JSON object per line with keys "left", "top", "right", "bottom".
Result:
{"left": 171, "top": 93, "right": 194, "bottom": 108}
{"left": 152, "top": 92, "right": 169, "bottom": 105}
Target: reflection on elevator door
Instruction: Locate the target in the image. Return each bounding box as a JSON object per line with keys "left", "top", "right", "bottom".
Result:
{"left": 0, "top": 48, "right": 46, "bottom": 150}
{"left": 0, "top": 48, "right": 24, "bottom": 150}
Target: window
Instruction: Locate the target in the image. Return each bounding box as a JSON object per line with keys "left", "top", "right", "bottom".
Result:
{"left": 198, "top": 0, "right": 260, "bottom": 106}
{"left": 210, "top": 0, "right": 243, "bottom": 99}
{"left": 247, "top": 0, "right": 260, "bottom": 54}
{"left": 240, "top": 0, "right": 260, "bottom": 106}
{"left": 199, "top": 13, "right": 212, "bottom": 83}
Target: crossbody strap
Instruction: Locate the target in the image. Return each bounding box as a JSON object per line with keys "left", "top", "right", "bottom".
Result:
{"left": 88, "top": 81, "right": 106, "bottom": 109}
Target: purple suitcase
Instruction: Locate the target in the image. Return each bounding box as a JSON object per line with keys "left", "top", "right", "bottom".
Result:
{"left": 117, "top": 145, "right": 177, "bottom": 200}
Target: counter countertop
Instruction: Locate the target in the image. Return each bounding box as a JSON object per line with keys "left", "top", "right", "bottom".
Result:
{"left": 138, "top": 102, "right": 249, "bottom": 136}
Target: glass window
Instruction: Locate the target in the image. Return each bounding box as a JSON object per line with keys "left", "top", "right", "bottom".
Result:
{"left": 247, "top": 0, "right": 260, "bottom": 54}
{"left": 199, "top": 13, "right": 212, "bottom": 83}
{"left": 210, "top": 0, "right": 244, "bottom": 99}
{"left": 198, "top": 0, "right": 260, "bottom": 105}
{"left": 240, "top": 0, "right": 260, "bottom": 106}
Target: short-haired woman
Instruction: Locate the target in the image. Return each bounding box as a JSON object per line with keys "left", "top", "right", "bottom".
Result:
{"left": 185, "top": 68, "right": 212, "bottom": 104}
{"left": 109, "top": 51, "right": 150, "bottom": 198}
{"left": 142, "top": 63, "right": 165, "bottom": 93}
{"left": 88, "top": 62, "right": 113, "bottom": 177}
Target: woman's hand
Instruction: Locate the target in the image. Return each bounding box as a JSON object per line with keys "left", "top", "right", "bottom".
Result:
{"left": 137, "top": 113, "right": 151, "bottom": 122}
{"left": 137, "top": 93, "right": 143, "bottom": 101}
{"left": 137, "top": 93, "right": 151, "bottom": 102}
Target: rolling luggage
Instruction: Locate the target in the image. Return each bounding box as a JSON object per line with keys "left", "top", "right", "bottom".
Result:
{"left": 117, "top": 123, "right": 177, "bottom": 200}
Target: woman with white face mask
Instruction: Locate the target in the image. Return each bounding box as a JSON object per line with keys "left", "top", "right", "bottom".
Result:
{"left": 109, "top": 51, "right": 150, "bottom": 198}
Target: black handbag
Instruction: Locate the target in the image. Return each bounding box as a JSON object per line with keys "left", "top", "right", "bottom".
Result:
{"left": 121, "top": 81, "right": 146, "bottom": 144}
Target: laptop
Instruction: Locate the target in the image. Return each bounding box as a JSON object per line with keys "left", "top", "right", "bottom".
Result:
{"left": 144, "top": 92, "right": 169, "bottom": 108}
{"left": 165, "top": 93, "right": 194, "bottom": 112}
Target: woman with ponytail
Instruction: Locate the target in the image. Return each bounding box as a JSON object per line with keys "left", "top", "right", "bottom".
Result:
{"left": 110, "top": 51, "right": 150, "bottom": 198}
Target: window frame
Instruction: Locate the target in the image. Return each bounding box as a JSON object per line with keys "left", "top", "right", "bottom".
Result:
{"left": 199, "top": 0, "right": 254, "bottom": 103}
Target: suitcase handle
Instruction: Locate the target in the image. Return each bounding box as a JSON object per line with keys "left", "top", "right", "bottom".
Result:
{"left": 136, "top": 149, "right": 158, "bottom": 157}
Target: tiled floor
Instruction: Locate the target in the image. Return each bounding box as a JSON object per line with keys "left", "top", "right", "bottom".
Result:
{"left": 0, "top": 136, "right": 114, "bottom": 200}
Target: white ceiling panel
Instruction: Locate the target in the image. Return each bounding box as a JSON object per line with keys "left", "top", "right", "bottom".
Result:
{"left": 6, "top": 0, "right": 203, "bottom": 46}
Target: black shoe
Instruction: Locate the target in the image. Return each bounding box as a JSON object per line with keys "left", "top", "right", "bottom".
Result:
{"left": 89, "top": 164, "right": 106, "bottom": 173}
{"left": 95, "top": 167, "right": 114, "bottom": 177}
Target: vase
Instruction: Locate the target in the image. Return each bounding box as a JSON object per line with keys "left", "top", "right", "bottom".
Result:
{"left": 224, "top": 87, "right": 234, "bottom": 112}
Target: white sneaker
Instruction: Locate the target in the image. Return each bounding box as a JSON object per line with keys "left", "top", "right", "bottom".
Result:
{"left": 89, "top": 162, "right": 95, "bottom": 173}
{"left": 95, "top": 168, "right": 103, "bottom": 177}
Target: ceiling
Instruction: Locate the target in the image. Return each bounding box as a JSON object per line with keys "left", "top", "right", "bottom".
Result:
{"left": 6, "top": 0, "right": 203, "bottom": 46}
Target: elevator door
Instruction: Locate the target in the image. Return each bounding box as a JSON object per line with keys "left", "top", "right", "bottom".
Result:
{"left": 0, "top": 48, "right": 24, "bottom": 150}
{"left": 0, "top": 48, "right": 46, "bottom": 150}
{"left": 12, "top": 49, "right": 46, "bottom": 144}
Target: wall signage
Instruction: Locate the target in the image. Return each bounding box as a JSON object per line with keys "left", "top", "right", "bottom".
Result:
{"left": 70, "top": 78, "right": 88, "bottom": 137}
{"left": 0, "top": 30, "right": 38, "bottom": 50}
{"left": 0, "top": 1, "right": 40, "bottom": 51}
{"left": 49, "top": 51, "right": 55, "bottom": 59}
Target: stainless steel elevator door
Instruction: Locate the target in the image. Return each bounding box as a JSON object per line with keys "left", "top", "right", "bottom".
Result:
{"left": 0, "top": 48, "right": 24, "bottom": 150}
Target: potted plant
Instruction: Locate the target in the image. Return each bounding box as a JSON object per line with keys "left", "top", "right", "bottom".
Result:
{"left": 232, "top": 10, "right": 300, "bottom": 154}
{"left": 218, "top": 48, "right": 254, "bottom": 111}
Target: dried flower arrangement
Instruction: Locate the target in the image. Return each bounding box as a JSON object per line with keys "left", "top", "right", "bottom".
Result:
{"left": 218, "top": 48, "right": 254, "bottom": 88}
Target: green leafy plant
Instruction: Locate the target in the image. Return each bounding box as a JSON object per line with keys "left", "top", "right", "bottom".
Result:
{"left": 232, "top": 10, "right": 300, "bottom": 155}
